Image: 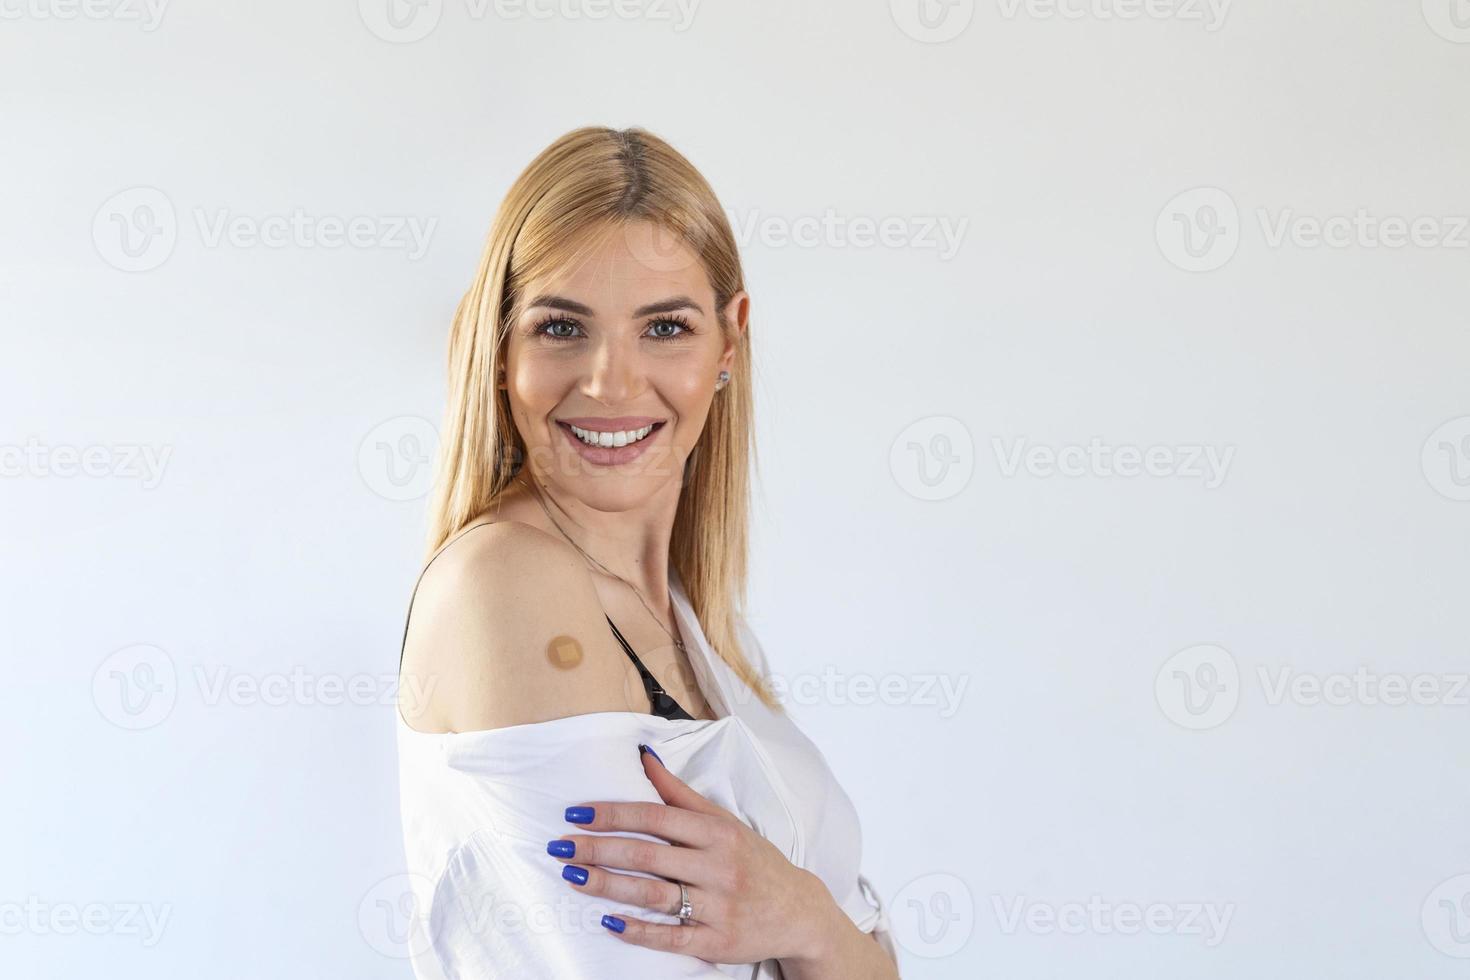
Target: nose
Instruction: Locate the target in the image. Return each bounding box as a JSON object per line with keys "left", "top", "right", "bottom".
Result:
{"left": 583, "top": 335, "right": 643, "bottom": 405}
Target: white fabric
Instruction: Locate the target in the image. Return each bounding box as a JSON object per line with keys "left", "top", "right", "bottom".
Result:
{"left": 396, "top": 566, "right": 897, "bottom": 979}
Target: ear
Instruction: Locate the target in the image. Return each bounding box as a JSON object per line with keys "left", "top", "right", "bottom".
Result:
{"left": 719, "top": 290, "right": 749, "bottom": 372}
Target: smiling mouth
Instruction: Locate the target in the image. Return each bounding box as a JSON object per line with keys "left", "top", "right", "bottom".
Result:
{"left": 556, "top": 420, "right": 666, "bottom": 449}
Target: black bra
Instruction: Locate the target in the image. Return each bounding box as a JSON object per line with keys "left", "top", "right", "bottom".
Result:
{"left": 605, "top": 615, "right": 696, "bottom": 721}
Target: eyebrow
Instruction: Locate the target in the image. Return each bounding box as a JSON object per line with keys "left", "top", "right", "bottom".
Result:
{"left": 523, "top": 294, "right": 705, "bottom": 318}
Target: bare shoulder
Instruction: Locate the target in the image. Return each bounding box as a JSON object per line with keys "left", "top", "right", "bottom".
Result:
{"left": 398, "top": 519, "right": 630, "bottom": 734}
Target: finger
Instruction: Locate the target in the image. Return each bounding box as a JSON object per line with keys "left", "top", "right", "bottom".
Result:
{"left": 560, "top": 863, "right": 714, "bottom": 922}
{"left": 545, "top": 833, "right": 707, "bottom": 884}
{"left": 601, "top": 914, "right": 716, "bottom": 958}
{"left": 638, "top": 743, "right": 728, "bottom": 818}
{"left": 563, "top": 801, "right": 722, "bottom": 848}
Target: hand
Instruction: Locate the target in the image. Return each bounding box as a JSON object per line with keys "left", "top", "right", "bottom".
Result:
{"left": 545, "top": 743, "right": 838, "bottom": 965}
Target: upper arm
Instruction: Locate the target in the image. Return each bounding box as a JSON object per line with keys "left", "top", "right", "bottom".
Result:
{"left": 398, "top": 521, "right": 632, "bottom": 734}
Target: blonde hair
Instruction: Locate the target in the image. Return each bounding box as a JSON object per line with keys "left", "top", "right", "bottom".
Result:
{"left": 425, "top": 126, "right": 779, "bottom": 713}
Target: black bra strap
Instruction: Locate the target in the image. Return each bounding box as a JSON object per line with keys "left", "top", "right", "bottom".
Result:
{"left": 605, "top": 615, "right": 696, "bottom": 721}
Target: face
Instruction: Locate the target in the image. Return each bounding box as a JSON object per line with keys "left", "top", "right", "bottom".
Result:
{"left": 502, "top": 219, "right": 747, "bottom": 511}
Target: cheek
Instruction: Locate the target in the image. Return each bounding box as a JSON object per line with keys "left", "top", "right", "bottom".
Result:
{"left": 507, "top": 359, "right": 571, "bottom": 419}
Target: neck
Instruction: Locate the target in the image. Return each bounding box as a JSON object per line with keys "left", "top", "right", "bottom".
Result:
{"left": 510, "top": 468, "right": 681, "bottom": 610}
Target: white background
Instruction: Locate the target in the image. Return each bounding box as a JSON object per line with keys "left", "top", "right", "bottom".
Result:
{"left": 4, "top": 1, "right": 1469, "bottom": 977}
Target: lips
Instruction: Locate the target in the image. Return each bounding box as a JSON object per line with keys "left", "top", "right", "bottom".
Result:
{"left": 555, "top": 419, "right": 667, "bottom": 466}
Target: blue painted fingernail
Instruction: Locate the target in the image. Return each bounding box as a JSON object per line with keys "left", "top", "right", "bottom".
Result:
{"left": 601, "top": 914, "right": 626, "bottom": 933}
{"left": 547, "top": 839, "right": 575, "bottom": 858}
{"left": 562, "top": 865, "right": 588, "bottom": 886}
{"left": 565, "top": 806, "right": 595, "bottom": 824}
{"left": 638, "top": 743, "right": 663, "bottom": 764}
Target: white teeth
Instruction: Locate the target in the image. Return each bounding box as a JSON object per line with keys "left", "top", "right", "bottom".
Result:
{"left": 568, "top": 423, "right": 655, "bottom": 448}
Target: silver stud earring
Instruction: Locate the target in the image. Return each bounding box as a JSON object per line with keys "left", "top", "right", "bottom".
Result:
{"left": 715, "top": 370, "right": 730, "bottom": 391}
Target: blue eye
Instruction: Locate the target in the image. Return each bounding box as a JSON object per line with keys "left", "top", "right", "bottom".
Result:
{"left": 534, "top": 317, "right": 582, "bottom": 341}
{"left": 647, "top": 316, "right": 692, "bottom": 341}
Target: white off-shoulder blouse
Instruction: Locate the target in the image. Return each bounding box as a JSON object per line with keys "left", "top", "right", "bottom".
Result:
{"left": 395, "top": 566, "right": 897, "bottom": 979}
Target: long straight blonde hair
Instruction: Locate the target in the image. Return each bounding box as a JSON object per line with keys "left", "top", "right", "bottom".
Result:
{"left": 424, "top": 126, "right": 779, "bottom": 712}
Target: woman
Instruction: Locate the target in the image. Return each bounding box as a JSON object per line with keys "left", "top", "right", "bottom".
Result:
{"left": 396, "top": 126, "right": 901, "bottom": 979}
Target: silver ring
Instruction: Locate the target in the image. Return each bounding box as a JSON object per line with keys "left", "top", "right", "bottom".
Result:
{"left": 675, "top": 881, "right": 694, "bottom": 925}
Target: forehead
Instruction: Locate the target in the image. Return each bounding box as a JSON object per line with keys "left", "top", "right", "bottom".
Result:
{"left": 521, "top": 220, "right": 713, "bottom": 312}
